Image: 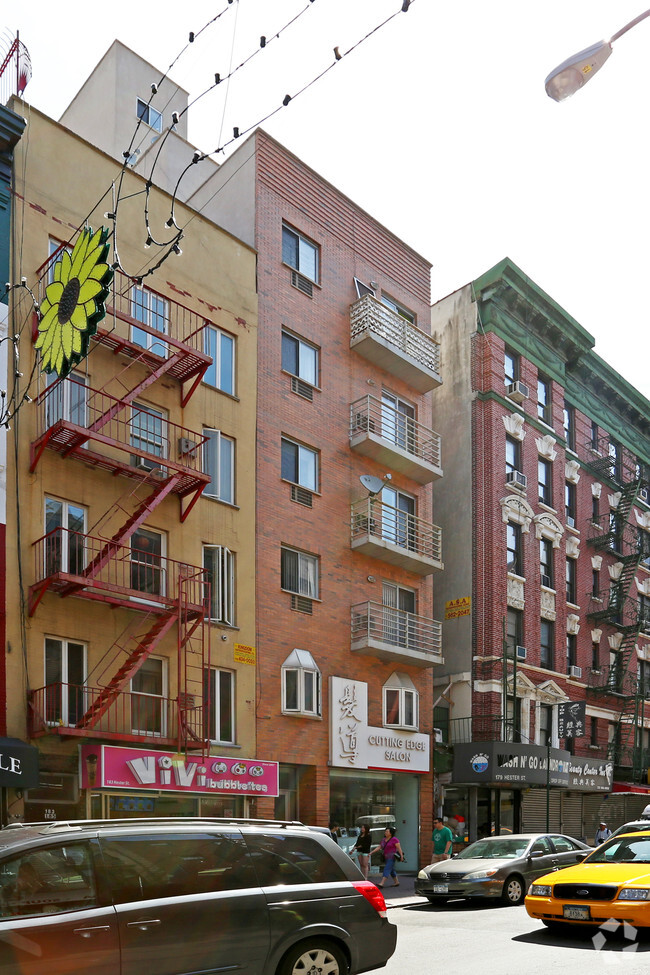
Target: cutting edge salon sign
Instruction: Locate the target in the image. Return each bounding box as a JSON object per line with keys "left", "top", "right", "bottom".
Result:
{"left": 80, "top": 745, "right": 279, "bottom": 797}
{"left": 453, "top": 741, "right": 613, "bottom": 792}
{"left": 329, "top": 676, "right": 429, "bottom": 774}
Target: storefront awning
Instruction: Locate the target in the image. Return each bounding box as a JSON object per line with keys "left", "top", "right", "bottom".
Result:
{"left": 0, "top": 739, "right": 39, "bottom": 788}
{"left": 612, "top": 781, "right": 650, "bottom": 794}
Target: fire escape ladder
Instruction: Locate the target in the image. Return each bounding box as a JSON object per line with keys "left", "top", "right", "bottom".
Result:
{"left": 176, "top": 570, "right": 210, "bottom": 758}
{"left": 607, "top": 692, "right": 639, "bottom": 766}
{"left": 76, "top": 609, "right": 178, "bottom": 730}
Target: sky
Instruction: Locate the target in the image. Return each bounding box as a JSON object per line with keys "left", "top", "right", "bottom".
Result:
{"left": 8, "top": 0, "right": 650, "bottom": 399}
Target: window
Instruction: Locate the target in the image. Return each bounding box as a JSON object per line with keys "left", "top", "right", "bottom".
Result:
{"left": 381, "top": 391, "right": 416, "bottom": 452}
{"left": 504, "top": 348, "right": 519, "bottom": 387}
{"left": 537, "top": 374, "right": 551, "bottom": 425}
{"left": 281, "top": 649, "right": 321, "bottom": 717}
{"left": 382, "top": 486, "right": 416, "bottom": 550}
{"left": 0, "top": 843, "right": 98, "bottom": 919}
{"left": 566, "top": 633, "right": 577, "bottom": 672}
{"left": 563, "top": 402, "right": 575, "bottom": 451}
{"left": 203, "top": 429, "right": 234, "bottom": 503}
{"left": 281, "top": 547, "right": 318, "bottom": 599}
{"left": 590, "top": 420, "right": 599, "bottom": 450}
{"left": 565, "top": 481, "right": 576, "bottom": 527}
{"left": 131, "top": 286, "right": 168, "bottom": 356}
{"left": 281, "top": 330, "right": 319, "bottom": 387}
{"left": 130, "top": 527, "right": 164, "bottom": 597}
{"left": 203, "top": 545, "right": 235, "bottom": 625}
{"left": 45, "top": 370, "right": 87, "bottom": 429}
{"left": 380, "top": 293, "right": 415, "bottom": 324}
{"left": 506, "top": 522, "right": 523, "bottom": 576}
{"left": 539, "top": 704, "right": 553, "bottom": 746}
{"left": 540, "top": 619, "right": 554, "bottom": 670}
{"left": 592, "top": 568, "right": 600, "bottom": 598}
{"left": 204, "top": 325, "right": 235, "bottom": 394}
{"left": 591, "top": 638, "right": 600, "bottom": 671}
{"left": 506, "top": 436, "right": 521, "bottom": 476}
{"left": 136, "top": 97, "right": 162, "bottom": 132}
{"left": 44, "top": 637, "right": 86, "bottom": 727}
{"left": 282, "top": 224, "right": 318, "bottom": 282}
{"left": 131, "top": 402, "right": 167, "bottom": 467}
{"left": 204, "top": 667, "right": 236, "bottom": 742}
{"left": 638, "top": 528, "right": 650, "bottom": 567}
{"left": 608, "top": 440, "right": 621, "bottom": 481}
{"left": 639, "top": 594, "right": 650, "bottom": 632}
{"left": 592, "top": 493, "right": 599, "bottom": 524}
{"left": 383, "top": 673, "right": 418, "bottom": 731}
{"left": 566, "top": 557, "right": 577, "bottom": 604}
{"left": 44, "top": 497, "right": 86, "bottom": 577}
{"left": 590, "top": 716, "right": 599, "bottom": 747}
{"left": 382, "top": 582, "right": 416, "bottom": 649}
{"left": 538, "top": 458, "right": 552, "bottom": 505}
{"left": 131, "top": 656, "right": 166, "bottom": 736}
{"left": 506, "top": 608, "right": 523, "bottom": 655}
{"left": 281, "top": 437, "right": 318, "bottom": 492}
{"left": 540, "top": 537, "right": 553, "bottom": 588}
{"left": 639, "top": 659, "right": 650, "bottom": 698}
{"left": 47, "top": 238, "right": 73, "bottom": 284}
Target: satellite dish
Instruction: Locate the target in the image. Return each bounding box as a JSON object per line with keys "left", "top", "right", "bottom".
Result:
{"left": 360, "top": 474, "right": 385, "bottom": 496}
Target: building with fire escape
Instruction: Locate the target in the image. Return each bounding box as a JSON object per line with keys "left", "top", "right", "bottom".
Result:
{"left": 4, "top": 46, "right": 259, "bottom": 822}
{"left": 430, "top": 258, "right": 650, "bottom": 841}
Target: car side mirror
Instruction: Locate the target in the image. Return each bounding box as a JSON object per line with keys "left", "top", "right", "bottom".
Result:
{"left": 528, "top": 850, "right": 544, "bottom": 859}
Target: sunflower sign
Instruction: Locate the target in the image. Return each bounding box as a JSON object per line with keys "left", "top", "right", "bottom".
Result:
{"left": 36, "top": 226, "right": 113, "bottom": 377}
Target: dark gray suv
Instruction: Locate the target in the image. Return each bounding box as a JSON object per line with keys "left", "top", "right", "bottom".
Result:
{"left": 0, "top": 818, "right": 396, "bottom": 974}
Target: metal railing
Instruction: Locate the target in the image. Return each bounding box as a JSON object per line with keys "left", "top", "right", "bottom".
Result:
{"left": 349, "top": 395, "right": 442, "bottom": 469}
{"left": 351, "top": 601, "right": 442, "bottom": 660}
{"left": 446, "top": 714, "right": 509, "bottom": 745}
{"left": 350, "top": 497, "right": 443, "bottom": 564}
{"left": 350, "top": 294, "right": 441, "bottom": 376}
{"left": 586, "top": 664, "right": 639, "bottom": 696}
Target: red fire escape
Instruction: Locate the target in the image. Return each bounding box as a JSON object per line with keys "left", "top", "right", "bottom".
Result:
{"left": 27, "top": 263, "right": 214, "bottom": 756}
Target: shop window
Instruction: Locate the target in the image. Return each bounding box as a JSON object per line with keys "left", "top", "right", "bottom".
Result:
{"left": 383, "top": 672, "right": 418, "bottom": 731}
{"left": 281, "top": 649, "right": 321, "bottom": 717}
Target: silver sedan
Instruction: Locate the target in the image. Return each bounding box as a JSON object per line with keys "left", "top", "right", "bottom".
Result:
{"left": 415, "top": 833, "right": 590, "bottom": 906}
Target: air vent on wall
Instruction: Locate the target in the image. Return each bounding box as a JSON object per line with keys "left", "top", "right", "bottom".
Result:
{"left": 291, "top": 595, "right": 313, "bottom": 614}
{"left": 291, "top": 485, "right": 313, "bottom": 507}
{"left": 291, "top": 270, "right": 313, "bottom": 297}
{"left": 291, "top": 376, "right": 314, "bottom": 401}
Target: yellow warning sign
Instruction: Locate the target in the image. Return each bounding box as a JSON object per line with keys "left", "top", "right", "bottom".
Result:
{"left": 234, "top": 644, "right": 256, "bottom": 665}
{"left": 444, "top": 597, "right": 471, "bottom": 620}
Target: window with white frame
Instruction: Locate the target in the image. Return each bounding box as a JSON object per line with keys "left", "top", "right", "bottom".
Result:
{"left": 281, "top": 330, "right": 319, "bottom": 387}
{"left": 383, "top": 672, "right": 418, "bottom": 730}
{"left": 44, "top": 636, "right": 86, "bottom": 727}
{"left": 281, "top": 437, "right": 318, "bottom": 491}
{"left": 47, "top": 238, "right": 72, "bottom": 284}
{"left": 44, "top": 497, "right": 86, "bottom": 577}
{"left": 380, "top": 293, "right": 415, "bottom": 324}
{"left": 281, "top": 649, "right": 321, "bottom": 717}
{"left": 204, "top": 325, "right": 235, "bottom": 394}
{"left": 131, "top": 402, "right": 167, "bottom": 467}
{"left": 203, "top": 545, "right": 235, "bottom": 625}
{"left": 136, "top": 98, "right": 163, "bottom": 133}
{"left": 45, "top": 370, "right": 88, "bottom": 430}
{"left": 203, "top": 429, "right": 234, "bottom": 504}
{"left": 282, "top": 224, "right": 319, "bottom": 282}
{"left": 130, "top": 527, "right": 165, "bottom": 598}
{"left": 131, "top": 656, "right": 167, "bottom": 736}
{"left": 280, "top": 547, "right": 318, "bottom": 599}
{"left": 203, "top": 667, "right": 236, "bottom": 743}
{"left": 131, "top": 286, "right": 169, "bottom": 356}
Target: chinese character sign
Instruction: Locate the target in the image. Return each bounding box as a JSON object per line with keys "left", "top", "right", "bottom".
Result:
{"left": 557, "top": 701, "right": 586, "bottom": 739}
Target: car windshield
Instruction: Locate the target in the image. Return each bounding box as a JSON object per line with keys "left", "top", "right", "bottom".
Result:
{"left": 456, "top": 839, "right": 529, "bottom": 860}
{"left": 586, "top": 834, "right": 650, "bottom": 864}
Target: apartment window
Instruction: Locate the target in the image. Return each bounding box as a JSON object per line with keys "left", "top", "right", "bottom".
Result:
{"left": 639, "top": 594, "right": 650, "bottom": 632}
{"left": 204, "top": 667, "right": 236, "bottom": 743}
{"left": 539, "top": 704, "right": 553, "bottom": 746}
{"left": 131, "top": 286, "right": 168, "bottom": 356}
{"left": 506, "top": 522, "right": 523, "bottom": 576}
{"left": 638, "top": 528, "right": 650, "bottom": 567}
{"left": 506, "top": 607, "right": 523, "bottom": 655}
{"left": 506, "top": 436, "right": 521, "bottom": 476}
{"left": 538, "top": 458, "right": 552, "bottom": 505}
{"left": 592, "top": 493, "right": 599, "bottom": 524}
{"left": 609, "top": 510, "right": 623, "bottom": 552}
{"left": 591, "top": 638, "right": 600, "bottom": 671}
{"left": 639, "top": 659, "right": 650, "bottom": 698}
{"left": 537, "top": 374, "right": 551, "bottom": 425}
{"left": 131, "top": 656, "right": 166, "bottom": 736}
{"left": 281, "top": 330, "right": 319, "bottom": 387}
{"left": 609, "top": 440, "right": 621, "bottom": 481}
{"left": 504, "top": 348, "right": 519, "bottom": 387}
{"left": 540, "top": 619, "right": 554, "bottom": 670}
{"left": 590, "top": 716, "right": 599, "bottom": 747}
{"left": 203, "top": 545, "right": 235, "bottom": 625}
{"left": 381, "top": 294, "right": 415, "bottom": 324}
{"left": 381, "top": 391, "right": 416, "bottom": 452}
{"left": 382, "top": 582, "right": 416, "bottom": 649}
{"left": 44, "top": 497, "right": 86, "bottom": 577}
{"left": 281, "top": 437, "right": 318, "bottom": 492}
{"left": 565, "top": 481, "right": 576, "bottom": 527}
{"left": 45, "top": 370, "right": 87, "bottom": 429}
{"left": 383, "top": 673, "right": 418, "bottom": 731}
{"left": 505, "top": 695, "right": 523, "bottom": 743}
{"left": 566, "top": 633, "right": 577, "bottom": 672}
{"left": 590, "top": 420, "right": 599, "bottom": 450}
{"left": 282, "top": 224, "right": 318, "bottom": 282}
{"left": 540, "top": 538, "right": 554, "bottom": 588}
{"left": 281, "top": 547, "right": 318, "bottom": 599}
{"left": 131, "top": 402, "right": 166, "bottom": 467}
{"left": 382, "top": 486, "right": 416, "bottom": 550}
{"left": 130, "top": 528, "right": 164, "bottom": 597}
{"left": 281, "top": 649, "right": 321, "bottom": 717}
{"left": 203, "top": 429, "right": 234, "bottom": 504}
{"left": 204, "top": 325, "right": 235, "bottom": 395}
{"left": 136, "top": 98, "right": 162, "bottom": 132}
{"left": 566, "top": 557, "right": 577, "bottom": 605}
{"left": 44, "top": 637, "right": 86, "bottom": 727}
{"left": 563, "top": 402, "right": 575, "bottom": 451}
{"left": 592, "top": 568, "right": 600, "bottom": 598}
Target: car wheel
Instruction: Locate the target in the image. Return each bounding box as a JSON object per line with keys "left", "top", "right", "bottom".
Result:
{"left": 278, "top": 939, "right": 348, "bottom": 975}
{"left": 501, "top": 874, "right": 525, "bottom": 905}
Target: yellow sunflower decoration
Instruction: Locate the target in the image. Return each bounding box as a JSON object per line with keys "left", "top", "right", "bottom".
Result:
{"left": 36, "top": 226, "right": 113, "bottom": 377}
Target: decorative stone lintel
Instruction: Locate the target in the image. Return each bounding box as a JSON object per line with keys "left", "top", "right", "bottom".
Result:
{"left": 534, "top": 512, "right": 564, "bottom": 548}
{"left": 536, "top": 434, "right": 558, "bottom": 461}
{"left": 608, "top": 562, "right": 623, "bottom": 581}
{"left": 608, "top": 632, "right": 623, "bottom": 651}
{"left": 635, "top": 510, "right": 650, "bottom": 531}
{"left": 591, "top": 483, "right": 602, "bottom": 498}
{"left": 567, "top": 613, "right": 580, "bottom": 635}
{"left": 566, "top": 536, "right": 580, "bottom": 559}
{"left": 502, "top": 412, "right": 525, "bottom": 440}
{"left": 501, "top": 495, "right": 534, "bottom": 532}
{"left": 636, "top": 576, "right": 650, "bottom": 596}
{"left": 608, "top": 492, "right": 622, "bottom": 508}
{"left": 565, "top": 460, "right": 581, "bottom": 484}
{"left": 591, "top": 555, "right": 603, "bottom": 571}
{"left": 591, "top": 629, "right": 602, "bottom": 643}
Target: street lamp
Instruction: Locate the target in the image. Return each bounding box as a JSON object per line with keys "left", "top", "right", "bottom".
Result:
{"left": 545, "top": 8, "right": 650, "bottom": 101}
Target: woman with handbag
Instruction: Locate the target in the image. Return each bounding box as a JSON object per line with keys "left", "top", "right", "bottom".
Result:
{"left": 352, "top": 824, "right": 372, "bottom": 880}
{"left": 370, "top": 826, "right": 404, "bottom": 887}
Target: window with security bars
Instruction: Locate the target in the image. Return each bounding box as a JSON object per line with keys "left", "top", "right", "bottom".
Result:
{"left": 203, "top": 545, "right": 235, "bottom": 625}
{"left": 281, "top": 547, "right": 318, "bottom": 599}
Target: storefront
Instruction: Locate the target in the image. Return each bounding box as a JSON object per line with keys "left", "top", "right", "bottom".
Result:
{"left": 79, "top": 744, "right": 278, "bottom": 819}
{"left": 0, "top": 738, "right": 39, "bottom": 825}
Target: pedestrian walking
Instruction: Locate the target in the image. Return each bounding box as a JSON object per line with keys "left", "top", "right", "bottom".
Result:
{"left": 352, "top": 824, "right": 372, "bottom": 880}
{"left": 431, "top": 816, "right": 453, "bottom": 862}
{"left": 371, "top": 826, "right": 404, "bottom": 888}
{"left": 594, "top": 821, "right": 612, "bottom": 845}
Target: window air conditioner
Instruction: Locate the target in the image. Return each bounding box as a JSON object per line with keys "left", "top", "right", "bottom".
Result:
{"left": 433, "top": 728, "right": 443, "bottom": 743}
{"left": 541, "top": 574, "right": 553, "bottom": 589}
{"left": 569, "top": 665, "right": 582, "bottom": 679}
{"left": 506, "top": 381, "right": 529, "bottom": 403}
{"left": 516, "top": 645, "right": 527, "bottom": 661}
{"left": 506, "top": 470, "right": 527, "bottom": 489}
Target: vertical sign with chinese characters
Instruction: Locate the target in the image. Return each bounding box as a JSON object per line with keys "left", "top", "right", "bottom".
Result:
{"left": 557, "top": 701, "right": 586, "bottom": 739}
{"left": 330, "top": 677, "right": 368, "bottom": 768}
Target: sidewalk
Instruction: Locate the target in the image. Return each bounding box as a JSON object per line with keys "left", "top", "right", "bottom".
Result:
{"left": 373, "top": 873, "right": 428, "bottom": 909}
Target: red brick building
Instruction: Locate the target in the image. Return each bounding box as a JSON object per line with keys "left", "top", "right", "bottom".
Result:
{"left": 208, "top": 131, "right": 444, "bottom": 867}
{"left": 431, "top": 259, "right": 650, "bottom": 840}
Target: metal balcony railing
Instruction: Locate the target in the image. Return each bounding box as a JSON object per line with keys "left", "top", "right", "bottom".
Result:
{"left": 351, "top": 601, "right": 443, "bottom": 662}
{"left": 446, "top": 714, "right": 511, "bottom": 745}
{"left": 351, "top": 497, "right": 443, "bottom": 569}
{"left": 586, "top": 664, "right": 639, "bottom": 696}
{"left": 350, "top": 294, "right": 441, "bottom": 390}
{"left": 349, "top": 395, "right": 442, "bottom": 473}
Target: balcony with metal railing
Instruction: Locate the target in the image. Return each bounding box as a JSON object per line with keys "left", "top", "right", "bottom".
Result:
{"left": 586, "top": 663, "right": 639, "bottom": 696}
{"left": 351, "top": 601, "right": 443, "bottom": 668}
{"left": 442, "top": 714, "right": 508, "bottom": 744}
{"left": 350, "top": 498, "right": 443, "bottom": 575}
{"left": 350, "top": 295, "right": 442, "bottom": 393}
{"left": 349, "top": 395, "right": 443, "bottom": 484}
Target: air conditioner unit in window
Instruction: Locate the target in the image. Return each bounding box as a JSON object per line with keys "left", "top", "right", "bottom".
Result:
{"left": 506, "top": 470, "right": 527, "bottom": 489}
{"left": 567, "top": 516, "right": 576, "bottom": 528}
{"left": 433, "top": 728, "right": 443, "bottom": 743}
{"left": 569, "top": 665, "right": 582, "bottom": 679}
{"left": 541, "top": 574, "right": 553, "bottom": 589}
{"left": 640, "top": 486, "right": 650, "bottom": 503}
{"left": 516, "top": 645, "right": 527, "bottom": 661}
{"left": 506, "top": 381, "right": 529, "bottom": 403}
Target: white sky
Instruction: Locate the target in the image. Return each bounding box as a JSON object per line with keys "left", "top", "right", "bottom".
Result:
{"left": 10, "top": 0, "right": 650, "bottom": 399}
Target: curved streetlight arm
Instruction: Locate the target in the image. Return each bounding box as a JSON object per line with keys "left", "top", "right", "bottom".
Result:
{"left": 611, "top": 7, "right": 650, "bottom": 42}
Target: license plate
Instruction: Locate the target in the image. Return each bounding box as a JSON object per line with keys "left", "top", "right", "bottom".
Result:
{"left": 433, "top": 884, "right": 449, "bottom": 894}
{"left": 563, "top": 905, "right": 590, "bottom": 920}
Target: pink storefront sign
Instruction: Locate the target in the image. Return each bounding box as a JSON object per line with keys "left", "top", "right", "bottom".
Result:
{"left": 79, "top": 744, "right": 279, "bottom": 796}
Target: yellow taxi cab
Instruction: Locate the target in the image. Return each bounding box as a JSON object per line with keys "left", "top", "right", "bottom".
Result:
{"left": 525, "top": 830, "right": 650, "bottom": 932}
